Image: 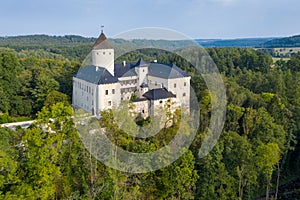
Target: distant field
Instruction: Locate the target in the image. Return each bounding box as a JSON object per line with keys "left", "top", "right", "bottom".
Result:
{"left": 272, "top": 57, "right": 290, "bottom": 62}
{"left": 273, "top": 47, "right": 300, "bottom": 55}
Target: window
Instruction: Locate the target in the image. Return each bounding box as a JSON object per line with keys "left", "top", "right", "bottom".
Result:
{"left": 183, "top": 93, "right": 186, "bottom": 97}
{"left": 103, "top": 52, "right": 105, "bottom": 55}
{"left": 112, "top": 89, "right": 115, "bottom": 94}
{"left": 174, "top": 83, "right": 176, "bottom": 88}
{"left": 92, "top": 100, "right": 93, "bottom": 105}
{"left": 142, "top": 110, "right": 145, "bottom": 113}
{"left": 109, "top": 52, "right": 111, "bottom": 55}
{"left": 142, "top": 69, "right": 145, "bottom": 72}
{"left": 105, "top": 90, "right": 108, "bottom": 95}
{"left": 108, "top": 101, "right": 112, "bottom": 106}
{"left": 87, "top": 96, "right": 89, "bottom": 101}
{"left": 184, "top": 82, "right": 187, "bottom": 86}
{"left": 159, "top": 100, "right": 163, "bottom": 104}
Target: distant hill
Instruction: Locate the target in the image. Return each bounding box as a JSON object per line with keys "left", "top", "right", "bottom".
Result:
{"left": 196, "top": 38, "right": 275, "bottom": 47}
{"left": 261, "top": 35, "right": 300, "bottom": 48}
{"left": 0, "top": 34, "right": 276, "bottom": 49}
{"left": 0, "top": 35, "right": 96, "bottom": 46}
{"left": 0, "top": 34, "right": 298, "bottom": 61}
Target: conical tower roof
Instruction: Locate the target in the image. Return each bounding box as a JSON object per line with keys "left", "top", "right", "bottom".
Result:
{"left": 93, "top": 32, "right": 113, "bottom": 50}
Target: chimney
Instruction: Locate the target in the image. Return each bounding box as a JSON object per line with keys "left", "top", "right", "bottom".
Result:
{"left": 123, "top": 60, "right": 126, "bottom": 66}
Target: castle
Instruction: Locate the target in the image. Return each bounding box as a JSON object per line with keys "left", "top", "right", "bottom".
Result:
{"left": 72, "top": 32, "right": 191, "bottom": 117}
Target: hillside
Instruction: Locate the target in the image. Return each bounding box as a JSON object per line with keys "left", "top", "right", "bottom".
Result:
{"left": 0, "top": 34, "right": 276, "bottom": 52}
{"left": 261, "top": 34, "right": 300, "bottom": 48}
{"left": 196, "top": 37, "right": 275, "bottom": 47}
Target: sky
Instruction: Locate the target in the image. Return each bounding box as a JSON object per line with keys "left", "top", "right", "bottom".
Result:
{"left": 0, "top": 0, "right": 299, "bottom": 39}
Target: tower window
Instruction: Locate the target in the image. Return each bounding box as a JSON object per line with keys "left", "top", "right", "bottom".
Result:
{"left": 105, "top": 90, "right": 108, "bottom": 95}
{"left": 112, "top": 89, "right": 115, "bottom": 94}
{"left": 109, "top": 52, "right": 111, "bottom": 55}
{"left": 183, "top": 93, "right": 186, "bottom": 97}
{"left": 174, "top": 83, "right": 176, "bottom": 88}
{"left": 159, "top": 100, "right": 163, "bottom": 104}
{"left": 108, "top": 101, "right": 112, "bottom": 106}
{"left": 103, "top": 52, "right": 105, "bottom": 55}
{"left": 184, "top": 82, "right": 187, "bottom": 86}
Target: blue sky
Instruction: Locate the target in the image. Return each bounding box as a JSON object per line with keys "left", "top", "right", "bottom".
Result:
{"left": 0, "top": 0, "right": 299, "bottom": 39}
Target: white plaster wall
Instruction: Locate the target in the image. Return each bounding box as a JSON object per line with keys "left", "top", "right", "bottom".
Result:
{"left": 98, "top": 83, "right": 120, "bottom": 112}
{"left": 135, "top": 66, "right": 148, "bottom": 85}
{"left": 167, "top": 77, "right": 191, "bottom": 108}
{"left": 137, "top": 86, "right": 149, "bottom": 98}
{"left": 72, "top": 77, "right": 97, "bottom": 113}
{"left": 147, "top": 75, "right": 168, "bottom": 90}
{"left": 132, "top": 100, "right": 149, "bottom": 118}
{"left": 92, "top": 49, "right": 114, "bottom": 76}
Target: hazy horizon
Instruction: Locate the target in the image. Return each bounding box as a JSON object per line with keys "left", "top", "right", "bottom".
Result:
{"left": 0, "top": 0, "right": 299, "bottom": 40}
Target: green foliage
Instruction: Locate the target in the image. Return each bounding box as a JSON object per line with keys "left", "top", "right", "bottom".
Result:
{"left": 0, "top": 38, "right": 300, "bottom": 199}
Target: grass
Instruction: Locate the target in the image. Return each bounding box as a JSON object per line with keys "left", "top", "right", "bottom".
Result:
{"left": 272, "top": 57, "right": 290, "bottom": 63}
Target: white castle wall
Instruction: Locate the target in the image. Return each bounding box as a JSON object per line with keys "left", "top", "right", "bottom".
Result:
{"left": 97, "top": 83, "right": 121, "bottom": 112}
{"left": 92, "top": 49, "right": 114, "bottom": 76}
{"left": 167, "top": 77, "right": 191, "bottom": 108}
{"left": 73, "top": 77, "right": 97, "bottom": 113}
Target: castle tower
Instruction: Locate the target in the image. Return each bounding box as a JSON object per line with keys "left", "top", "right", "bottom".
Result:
{"left": 92, "top": 31, "right": 114, "bottom": 76}
{"left": 135, "top": 58, "right": 148, "bottom": 86}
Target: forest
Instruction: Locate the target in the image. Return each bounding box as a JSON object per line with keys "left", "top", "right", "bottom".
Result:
{"left": 0, "top": 40, "right": 300, "bottom": 199}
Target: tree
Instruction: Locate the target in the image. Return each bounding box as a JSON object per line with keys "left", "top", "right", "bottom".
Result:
{"left": 256, "top": 143, "right": 280, "bottom": 200}
{"left": 32, "top": 74, "right": 59, "bottom": 112}
{"left": 155, "top": 150, "right": 198, "bottom": 199}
